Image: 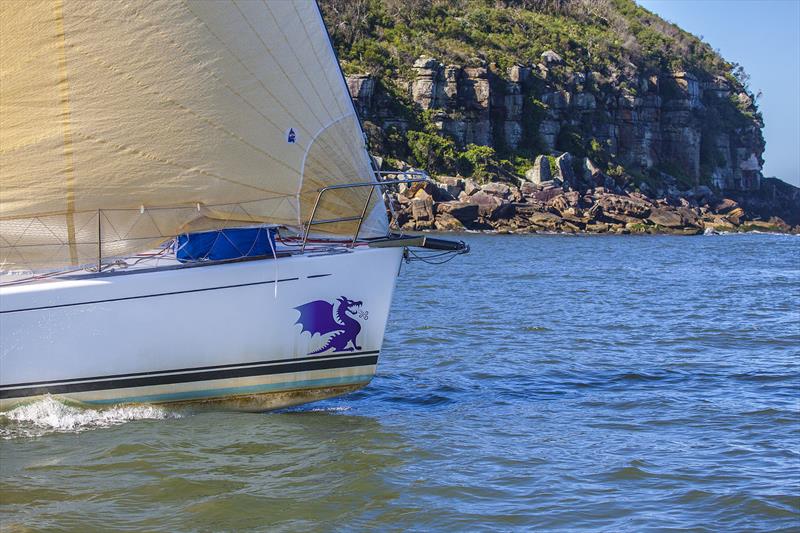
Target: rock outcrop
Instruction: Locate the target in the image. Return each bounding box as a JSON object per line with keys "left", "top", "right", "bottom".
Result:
{"left": 323, "top": 0, "right": 796, "bottom": 226}
{"left": 348, "top": 56, "right": 765, "bottom": 193}
{"left": 387, "top": 163, "right": 800, "bottom": 235}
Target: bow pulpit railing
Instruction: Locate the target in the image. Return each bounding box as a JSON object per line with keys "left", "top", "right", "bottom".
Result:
{"left": 300, "top": 171, "right": 431, "bottom": 251}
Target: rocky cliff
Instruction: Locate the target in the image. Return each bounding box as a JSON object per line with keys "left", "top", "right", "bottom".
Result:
{"left": 322, "top": 0, "right": 798, "bottom": 231}
{"left": 348, "top": 57, "right": 766, "bottom": 192}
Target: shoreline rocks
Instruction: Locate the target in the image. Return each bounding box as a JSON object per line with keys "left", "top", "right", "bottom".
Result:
{"left": 389, "top": 167, "right": 800, "bottom": 235}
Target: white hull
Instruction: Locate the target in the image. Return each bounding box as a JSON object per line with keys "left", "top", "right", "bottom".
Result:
{"left": 0, "top": 247, "right": 404, "bottom": 411}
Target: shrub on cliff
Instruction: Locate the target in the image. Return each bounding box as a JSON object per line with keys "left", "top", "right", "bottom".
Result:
{"left": 460, "top": 144, "right": 497, "bottom": 178}
{"left": 406, "top": 131, "right": 457, "bottom": 172}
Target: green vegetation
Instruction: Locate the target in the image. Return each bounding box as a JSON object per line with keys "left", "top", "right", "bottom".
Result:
{"left": 321, "top": 0, "right": 735, "bottom": 77}
{"left": 320, "top": 0, "right": 762, "bottom": 185}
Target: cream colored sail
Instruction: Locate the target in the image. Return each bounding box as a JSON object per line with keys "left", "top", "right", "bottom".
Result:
{"left": 0, "top": 0, "right": 386, "bottom": 270}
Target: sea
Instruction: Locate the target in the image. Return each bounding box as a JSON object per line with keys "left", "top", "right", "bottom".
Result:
{"left": 1, "top": 233, "right": 798, "bottom": 531}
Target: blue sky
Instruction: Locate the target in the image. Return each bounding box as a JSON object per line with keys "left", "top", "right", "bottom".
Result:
{"left": 637, "top": 0, "right": 800, "bottom": 186}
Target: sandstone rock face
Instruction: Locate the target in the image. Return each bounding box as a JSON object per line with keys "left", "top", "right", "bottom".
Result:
{"left": 407, "top": 57, "right": 493, "bottom": 146}
{"left": 347, "top": 57, "right": 766, "bottom": 192}
{"left": 346, "top": 74, "right": 375, "bottom": 116}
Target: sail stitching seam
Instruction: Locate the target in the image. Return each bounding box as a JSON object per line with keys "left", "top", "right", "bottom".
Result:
{"left": 180, "top": 0, "right": 354, "bottom": 182}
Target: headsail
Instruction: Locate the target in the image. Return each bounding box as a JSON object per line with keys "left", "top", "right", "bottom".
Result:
{"left": 0, "top": 0, "right": 386, "bottom": 270}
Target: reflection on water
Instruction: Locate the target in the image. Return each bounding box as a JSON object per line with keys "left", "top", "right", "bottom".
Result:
{"left": 1, "top": 233, "right": 799, "bottom": 530}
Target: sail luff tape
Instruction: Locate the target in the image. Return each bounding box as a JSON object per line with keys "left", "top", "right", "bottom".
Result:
{"left": 53, "top": 0, "right": 78, "bottom": 265}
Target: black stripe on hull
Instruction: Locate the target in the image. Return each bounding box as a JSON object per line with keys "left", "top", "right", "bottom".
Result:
{"left": 0, "top": 352, "right": 379, "bottom": 399}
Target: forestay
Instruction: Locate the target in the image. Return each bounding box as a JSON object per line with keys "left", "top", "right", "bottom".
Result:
{"left": 0, "top": 0, "right": 386, "bottom": 271}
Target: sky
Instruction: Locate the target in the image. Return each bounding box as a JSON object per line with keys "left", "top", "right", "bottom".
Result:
{"left": 637, "top": 0, "right": 800, "bottom": 186}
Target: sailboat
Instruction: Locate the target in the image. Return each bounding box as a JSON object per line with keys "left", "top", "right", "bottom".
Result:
{"left": 0, "top": 1, "right": 466, "bottom": 411}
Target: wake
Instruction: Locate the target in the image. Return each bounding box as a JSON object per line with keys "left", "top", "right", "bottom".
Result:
{"left": 0, "top": 396, "right": 182, "bottom": 439}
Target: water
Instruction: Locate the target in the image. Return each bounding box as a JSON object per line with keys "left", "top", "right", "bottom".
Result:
{"left": 2, "top": 233, "right": 798, "bottom": 531}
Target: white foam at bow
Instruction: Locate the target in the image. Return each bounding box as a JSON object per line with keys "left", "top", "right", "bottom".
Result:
{"left": 1, "top": 396, "right": 181, "bottom": 437}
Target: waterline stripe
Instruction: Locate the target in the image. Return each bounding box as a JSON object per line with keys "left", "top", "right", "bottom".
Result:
{"left": 1, "top": 350, "right": 379, "bottom": 390}
{"left": 82, "top": 374, "right": 375, "bottom": 405}
{"left": 0, "top": 354, "right": 379, "bottom": 399}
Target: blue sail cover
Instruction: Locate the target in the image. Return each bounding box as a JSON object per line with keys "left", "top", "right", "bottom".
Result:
{"left": 176, "top": 227, "right": 276, "bottom": 262}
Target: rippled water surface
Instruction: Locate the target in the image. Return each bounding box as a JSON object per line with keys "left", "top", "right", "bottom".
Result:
{"left": 2, "top": 234, "right": 799, "bottom": 531}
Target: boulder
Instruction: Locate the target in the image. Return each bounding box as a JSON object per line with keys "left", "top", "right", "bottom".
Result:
{"left": 528, "top": 211, "right": 563, "bottom": 230}
{"left": 648, "top": 207, "right": 683, "bottom": 228}
{"left": 540, "top": 50, "right": 564, "bottom": 65}
{"left": 594, "top": 194, "right": 651, "bottom": 220}
{"left": 434, "top": 187, "right": 456, "bottom": 202}
{"left": 519, "top": 181, "right": 538, "bottom": 196}
{"left": 526, "top": 155, "right": 551, "bottom": 184}
{"left": 437, "top": 176, "right": 465, "bottom": 197}
{"left": 434, "top": 213, "right": 465, "bottom": 231}
{"left": 481, "top": 181, "right": 512, "bottom": 199}
{"left": 410, "top": 196, "right": 434, "bottom": 222}
{"left": 585, "top": 222, "right": 610, "bottom": 233}
{"left": 677, "top": 206, "right": 702, "bottom": 228}
{"left": 555, "top": 152, "right": 575, "bottom": 185}
{"left": 492, "top": 202, "right": 516, "bottom": 220}
{"left": 703, "top": 214, "right": 736, "bottom": 232}
{"left": 625, "top": 221, "right": 650, "bottom": 233}
{"left": 464, "top": 179, "right": 481, "bottom": 196}
{"left": 468, "top": 191, "right": 503, "bottom": 217}
{"left": 725, "top": 206, "right": 745, "bottom": 225}
{"left": 583, "top": 158, "right": 602, "bottom": 180}
{"left": 690, "top": 185, "right": 715, "bottom": 204}
{"left": 403, "top": 180, "right": 437, "bottom": 200}
{"left": 528, "top": 187, "right": 563, "bottom": 203}
{"left": 549, "top": 191, "right": 581, "bottom": 215}
{"left": 767, "top": 217, "right": 792, "bottom": 232}
{"left": 712, "top": 198, "right": 739, "bottom": 214}
{"left": 512, "top": 203, "right": 544, "bottom": 217}
{"left": 435, "top": 201, "right": 479, "bottom": 224}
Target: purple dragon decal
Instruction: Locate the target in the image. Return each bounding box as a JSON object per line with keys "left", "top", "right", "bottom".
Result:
{"left": 294, "top": 296, "right": 365, "bottom": 354}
